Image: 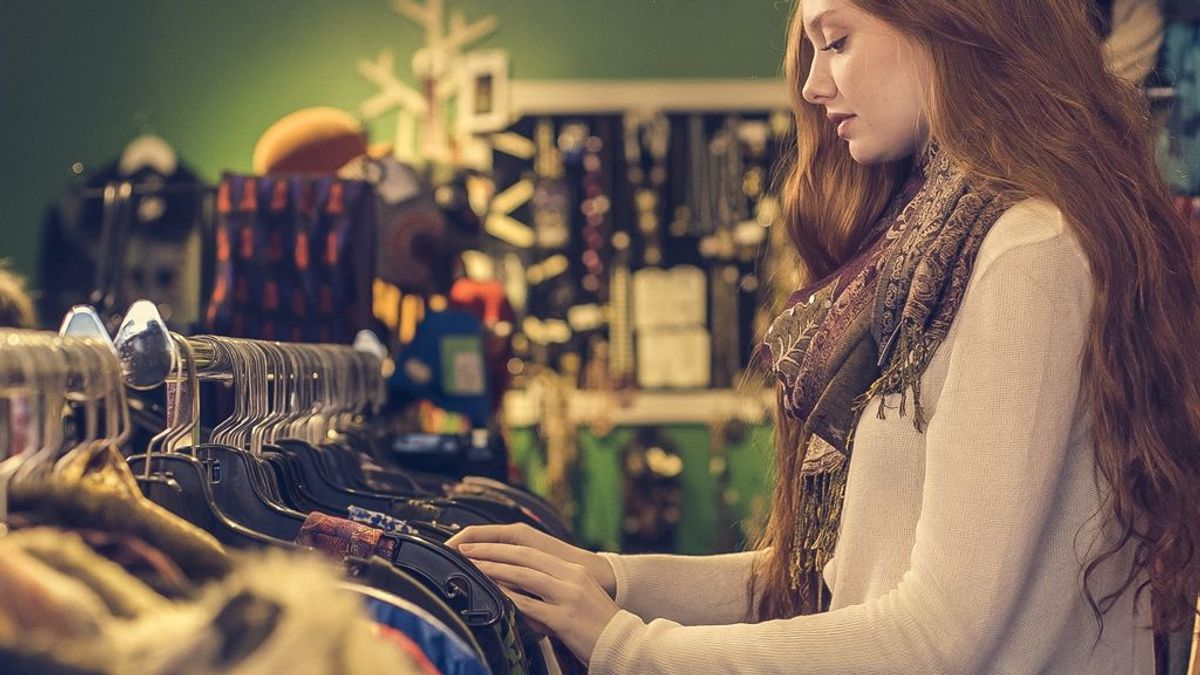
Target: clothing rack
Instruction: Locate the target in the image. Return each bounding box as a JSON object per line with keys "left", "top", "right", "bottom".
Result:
{"left": 159, "top": 331, "right": 382, "bottom": 389}
{"left": 49, "top": 300, "right": 580, "bottom": 675}
{"left": 0, "top": 321, "right": 561, "bottom": 673}
{"left": 74, "top": 180, "right": 216, "bottom": 199}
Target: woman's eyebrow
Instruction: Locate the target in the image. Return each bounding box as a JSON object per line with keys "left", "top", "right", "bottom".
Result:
{"left": 804, "top": 9, "right": 840, "bottom": 41}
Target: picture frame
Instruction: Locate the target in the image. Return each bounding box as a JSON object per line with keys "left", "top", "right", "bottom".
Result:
{"left": 458, "top": 49, "right": 511, "bottom": 134}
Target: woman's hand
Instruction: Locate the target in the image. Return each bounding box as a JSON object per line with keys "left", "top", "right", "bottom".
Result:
{"left": 454, "top": 539, "right": 620, "bottom": 664}
{"left": 446, "top": 523, "right": 617, "bottom": 596}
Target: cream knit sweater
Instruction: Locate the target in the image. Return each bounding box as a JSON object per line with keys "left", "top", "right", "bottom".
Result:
{"left": 593, "top": 199, "right": 1156, "bottom": 674}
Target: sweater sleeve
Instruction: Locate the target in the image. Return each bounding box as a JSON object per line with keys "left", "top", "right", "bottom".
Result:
{"left": 598, "top": 550, "right": 762, "bottom": 625}
{"left": 589, "top": 228, "right": 1094, "bottom": 674}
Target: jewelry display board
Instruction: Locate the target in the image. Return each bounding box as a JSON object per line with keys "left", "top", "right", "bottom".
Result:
{"left": 482, "top": 105, "right": 794, "bottom": 403}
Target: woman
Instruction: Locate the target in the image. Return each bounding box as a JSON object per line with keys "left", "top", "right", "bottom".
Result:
{"left": 448, "top": 0, "right": 1200, "bottom": 672}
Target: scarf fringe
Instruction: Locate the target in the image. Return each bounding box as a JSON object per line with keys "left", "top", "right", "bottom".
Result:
{"left": 790, "top": 327, "right": 936, "bottom": 612}
{"left": 789, "top": 450, "right": 849, "bottom": 613}
{"left": 851, "top": 322, "right": 932, "bottom": 434}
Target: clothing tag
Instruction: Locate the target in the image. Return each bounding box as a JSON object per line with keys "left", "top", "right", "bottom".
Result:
{"left": 636, "top": 327, "right": 711, "bottom": 389}
{"left": 632, "top": 267, "right": 667, "bottom": 330}
{"left": 668, "top": 327, "right": 711, "bottom": 388}
{"left": 441, "top": 335, "right": 486, "bottom": 395}
{"left": 633, "top": 267, "right": 706, "bottom": 330}
{"left": 636, "top": 331, "right": 669, "bottom": 388}
{"left": 668, "top": 265, "right": 707, "bottom": 327}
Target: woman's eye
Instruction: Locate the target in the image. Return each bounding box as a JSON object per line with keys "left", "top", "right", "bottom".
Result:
{"left": 821, "top": 36, "right": 848, "bottom": 53}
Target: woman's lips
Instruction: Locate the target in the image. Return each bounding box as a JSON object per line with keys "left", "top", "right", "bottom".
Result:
{"left": 835, "top": 115, "right": 855, "bottom": 137}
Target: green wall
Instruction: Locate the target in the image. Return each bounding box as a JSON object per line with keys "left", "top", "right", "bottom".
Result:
{"left": 510, "top": 423, "right": 774, "bottom": 554}
{"left": 0, "top": 0, "right": 792, "bottom": 291}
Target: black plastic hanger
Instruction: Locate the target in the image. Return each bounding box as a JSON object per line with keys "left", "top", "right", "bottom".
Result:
{"left": 343, "top": 555, "right": 481, "bottom": 653}
{"left": 128, "top": 452, "right": 292, "bottom": 550}
{"left": 192, "top": 444, "right": 306, "bottom": 541}
{"left": 459, "top": 476, "right": 574, "bottom": 541}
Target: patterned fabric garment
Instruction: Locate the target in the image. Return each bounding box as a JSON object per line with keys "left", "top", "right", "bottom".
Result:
{"left": 295, "top": 512, "right": 397, "bottom": 561}
{"left": 759, "top": 144, "right": 1014, "bottom": 610}
{"left": 205, "top": 174, "right": 374, "bottom": 343}
{"left": 347, "top": 504, "right": 421, "bottom": 537}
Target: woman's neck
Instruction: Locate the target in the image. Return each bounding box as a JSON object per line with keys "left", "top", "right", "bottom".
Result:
{"left": 913, "top": 140, "right": 940, "bottom": 175}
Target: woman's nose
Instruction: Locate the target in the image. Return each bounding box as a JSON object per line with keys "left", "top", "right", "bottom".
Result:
{"left": 802, "top": 55, "right": 836, "bottom": 105}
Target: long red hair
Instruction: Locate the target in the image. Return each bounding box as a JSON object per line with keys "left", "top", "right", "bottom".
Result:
{"left": 752, "top": 0, "right": 1200, "bottom": 633}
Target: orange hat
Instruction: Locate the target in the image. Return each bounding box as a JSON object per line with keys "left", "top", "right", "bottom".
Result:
{"left": 252, "top": 107, "right": 368, "bottom": 175}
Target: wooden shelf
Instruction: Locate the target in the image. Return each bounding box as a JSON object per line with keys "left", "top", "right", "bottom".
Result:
{"left": 510, "top": 78, "right": 788, "bottom": 115}
{"left": 502, "top": 387, "right": 774, "bottom": 427}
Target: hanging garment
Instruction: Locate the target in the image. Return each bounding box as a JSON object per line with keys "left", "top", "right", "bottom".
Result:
{"left": 0, "top": 329, "right": 525, "bottom": 673}
{"left": 293, "top": 510, "right": 530, "bottom": 675}
{"left": 4, "top": 325, "right": 561, "bottom": 674}
{"left": 370, "top": 625, "right": 441, "bottom": 675}
{"left": 205, "top": 174, "right": 375, "bottom": 343}
{"left": 8, "top": 528, "right": 171, "bottom": 619}
{"left": 0, "top": 540, "right": 113, "bottom": 646}
{"left": 450, "top": 277, "right": 517, "bottom": 415}
{"left": 387, "top": 308, "right": 492, "bottom": 427}
{"left": 8, "top": 478, "right": 231, "bottom": 582}
{"left": 350, "top": 583, "right": 489, "bottom": 675}
{"left": 343, "top": 554, "right": 483, "bottom": 655}
{"left": 1162, "top": 0, "right": 1200, "bottom": 21}
{"left": 73, "top": 528, "right": 195, "bottom": 599}
{"left": 0, "top": 538, "right": 426, "bottom": 675}
{"left": 1102, "top": 0, "right": 1164, "bottom": 85}
{"left": 38, "top": 155, "right": 207, "bottom": 331}
{"left": 576, "top": 427, "right": 633, "bottom": 552}
{"left": 346, "top": 504, "right": 422, "bottom": 536}
{"left": 295, "top": 511, "right": 398, "bottom": 560}
{"left": 1160, "top": 20, "right": 1200, "bottom": 195}
{"left": 373, "top": 157, "right": 457, "bottom": 297}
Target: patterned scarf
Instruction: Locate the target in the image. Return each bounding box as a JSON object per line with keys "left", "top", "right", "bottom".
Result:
{"left": 760, "top": 145, "right": 1014, "bottom": 610}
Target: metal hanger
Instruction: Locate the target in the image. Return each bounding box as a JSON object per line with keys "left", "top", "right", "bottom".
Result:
{"left": 0, "top": 327, "right": 134, "bottom": 521}
{"left": 117, "top": 317, "right": 293, "bottom": 548}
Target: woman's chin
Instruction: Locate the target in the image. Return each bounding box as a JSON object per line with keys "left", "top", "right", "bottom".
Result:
{"left": 847, "top": 142, "right": 882, "bottom": 166}
{"left": 847, "top": 140, "right": 914, "bottom": 167}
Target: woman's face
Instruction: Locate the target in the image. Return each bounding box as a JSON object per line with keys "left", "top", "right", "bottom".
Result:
{"left": 800, "top": 0, "right": 931, "bottom": 165}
